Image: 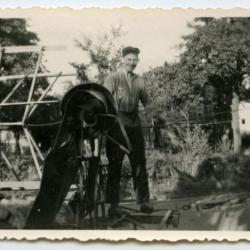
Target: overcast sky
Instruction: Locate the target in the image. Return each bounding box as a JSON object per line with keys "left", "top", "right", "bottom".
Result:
{"left": 1, "top": 7, "right": 249, "bottom": 94}
{"left": 5, "top": 9, "right": 199, "bottom": 94}
{"left": 27, "top": 9, "right": 195, "bottom": 71}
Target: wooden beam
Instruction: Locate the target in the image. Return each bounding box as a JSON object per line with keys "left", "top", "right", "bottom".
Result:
{"left": 231, "top": 91, "right": 242, "bottom": 154}
{"left": 0, "top": 46, "right": 3, "bottom": 67}
{"left": 0, "top": 72, "right": 75, "bottom": 81}
{"left": 22, "top": 48, "right": 43, "bottom": 123}
{"left": 1, "top": 78, "right": 26, "bottom": 104}
{"left": 0, "top": 181, "right": 40, "bottom": 190}
{"left": 0, "top": 100, "right": 59, "bottom": 107}
{"left": 2, "top": 45, "right": 66, "bottom": 54}
{"left": 28, "top": 72, "right": 62, "bottom": 117}
{"left": 23, "top": 127, "right": 42, "bottom": 179}
{"left": 0, "top": 122, "right": 23, "bottom": 126}
{"left": 0, "top": 181, "right": 77, "bottom": 191}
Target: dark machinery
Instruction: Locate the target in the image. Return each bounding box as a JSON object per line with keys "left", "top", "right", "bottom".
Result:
{"left": 25, "top": 83, "right": 131, "bottom": 229}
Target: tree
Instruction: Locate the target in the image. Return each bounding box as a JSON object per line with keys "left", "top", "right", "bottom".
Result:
{"left": 0, "top": 19, "right": 59, "bottom": 153}
{"left": 145, "top": 18, "right": 250, "bottom": 151}
{"left": 0, "top": 19, "right": 39, "bottom": 122}
{"left": 72, "top": 25, "right": 124, "bottom": 83}
{"left": 179, "top": 17, "right": 250, "bottom": 152}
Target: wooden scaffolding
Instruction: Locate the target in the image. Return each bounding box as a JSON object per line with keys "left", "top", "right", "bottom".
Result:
{"left": 0, "top": 45, "right": 75, "bottom": 181}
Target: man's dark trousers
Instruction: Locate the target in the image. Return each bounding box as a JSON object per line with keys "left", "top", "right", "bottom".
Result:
{"left": 106, "top": 111, "right": 150, "bottom": 205}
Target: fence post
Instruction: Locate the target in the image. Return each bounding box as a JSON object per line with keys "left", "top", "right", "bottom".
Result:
{"left": 231, "top": 91, "right": 242, "bottom": 154}
{"left": 0, "top": 45, "right": 3, "bottom": 67}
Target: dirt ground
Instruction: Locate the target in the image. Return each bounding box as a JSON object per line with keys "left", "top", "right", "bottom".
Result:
{"left": 0, "top": 191, "right": 249, "bottom": 230}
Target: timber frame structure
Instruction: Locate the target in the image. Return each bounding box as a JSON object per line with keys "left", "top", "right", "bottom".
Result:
{"left": 0, "top": 45, "right": 75, "bottom": 180}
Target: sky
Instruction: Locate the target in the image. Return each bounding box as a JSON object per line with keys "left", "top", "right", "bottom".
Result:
{"left": 2, "top": 7, "right": 249, "bottom": 94}
{"left": 26, "top": 9, "right": 195, "bottom": 73}
{"left": 17, "top": 8, "right": 196, "bottom": 93}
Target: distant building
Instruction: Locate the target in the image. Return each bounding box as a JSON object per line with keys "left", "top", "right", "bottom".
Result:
{"left": 239, "top": 102, "right": 250, "bottom": 134}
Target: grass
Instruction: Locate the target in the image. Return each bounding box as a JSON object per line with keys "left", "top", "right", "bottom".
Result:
{"left": 2, "top": 144, "right": 250, "bottom": 228}
{"left": 147, "top": 150, "right": 250, "bottom": 199}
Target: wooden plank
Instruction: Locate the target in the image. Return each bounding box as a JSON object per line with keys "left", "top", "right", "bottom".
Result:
{"left": 28, "top": 72, "right": 62, "bottom": 117}
{"left": 0, "top": 72, "right": 75, "bottom": 81}
{"left": 0, "top": 122, "right": 23, "bottom": 126}
{"left": 23, "top": 128, "right": 42, "bottom": 179}
{"left": 22, "top": 48, "right": 43, "bottom": 123}
{"left": 0, "top": 100, "right": 59, "bottom": 107}
{"left": 2, "top": 45, "right": 66, "bottom": 54}
{"left": 0, "top": 46, "right": 3, "bottom": 67}
{"left": 1, "top": 78, "right": 25, "bottom": 104}
{"left": 231, "top": 91, "right": 242, "bottom": 153}
{"left": 0, "top": 181, "right": 77, "bottom": 191}
{"left": 0, "top": 181, "right": 40, "bottom": 190}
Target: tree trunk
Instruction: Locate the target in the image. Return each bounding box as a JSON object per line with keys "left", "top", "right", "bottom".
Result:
{"left": 231, "top": 91, "right": 241, "bottom": 154}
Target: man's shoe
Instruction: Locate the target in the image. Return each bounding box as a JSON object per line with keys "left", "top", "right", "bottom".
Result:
{"left": 108, "top": 205, "right": 126, "bottom": 219}
{"left": 140, "top": 202, "right": 154, "bottom": 214}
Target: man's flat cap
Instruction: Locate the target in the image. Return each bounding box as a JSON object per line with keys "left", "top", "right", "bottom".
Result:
{"left": 122, "top": 46, "right": 140, "bottom": 57}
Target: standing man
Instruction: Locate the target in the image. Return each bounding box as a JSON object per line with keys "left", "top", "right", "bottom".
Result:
{"left": 104, "top": 46, "right": 154, "bottom": 217}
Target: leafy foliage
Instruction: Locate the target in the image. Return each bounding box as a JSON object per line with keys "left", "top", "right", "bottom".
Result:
{"left": 72, "top": 25, "right": 124, "bottom": 83}
{"left": 144, "top": 18, "right": 250, "bottom": 148}
{"left": 0, "top": 19, "right": 59, "bottom": 152}
{"left": 0, "top": 19, "right": 40, "bottom": 123}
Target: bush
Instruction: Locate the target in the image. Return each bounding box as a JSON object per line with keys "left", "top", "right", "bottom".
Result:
{"left": 179, "top": 125, "right": 212, "bottom": 176}
{"left": 119, "top": 125, "right": 213, "bottom": 200}
{"left": 0, "top": 153, "right": 39, "bottom": 181}
{"left": 119, "top": 125, "right": 250, "bottom": 200}
{"left": 173, "top": 154, "right": 250, "bottom": 197}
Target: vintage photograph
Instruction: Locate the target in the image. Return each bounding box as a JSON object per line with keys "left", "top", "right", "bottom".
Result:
{"left": 0, "top": 8, "right": 250, "bottom": 239}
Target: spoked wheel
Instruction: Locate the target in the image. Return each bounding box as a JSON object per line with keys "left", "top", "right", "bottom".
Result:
{"left": 92, "top": 165, "right": 107, "bottom": 229}
{"left": 75, "top": 162, "right": 107, "bottom": 229}
{"left": 76, "top": 162, "right": 86, "bottom": 227}
{"left": 75, "top": 135, "right": 107, "bottom": 229}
